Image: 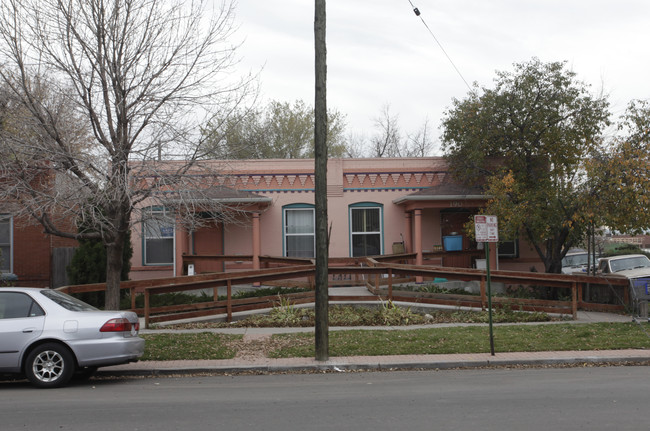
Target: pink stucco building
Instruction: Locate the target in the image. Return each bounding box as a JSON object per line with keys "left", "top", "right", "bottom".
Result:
{"left": 129, "top": 157, "right": 541, "bottom": 280}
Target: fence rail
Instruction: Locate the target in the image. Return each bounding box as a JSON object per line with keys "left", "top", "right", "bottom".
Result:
{"left": 57, "top": 255, "right": 631, "bottom": 328}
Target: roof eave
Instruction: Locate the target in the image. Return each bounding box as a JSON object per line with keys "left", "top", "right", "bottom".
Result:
{"left": 393, "top": 195, "right": 488, "bottom": 204}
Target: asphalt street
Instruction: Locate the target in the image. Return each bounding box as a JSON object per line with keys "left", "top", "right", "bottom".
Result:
{"left": 1, "top": 367, "right": 648, "bottom": 431}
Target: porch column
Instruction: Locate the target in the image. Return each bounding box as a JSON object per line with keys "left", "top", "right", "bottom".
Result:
{"left": 414, "top": 209, "right": 423, "bottom": 266}
{"left": 403, "top": 212, "right": 412, "bottom": 254}
{"left": 252, "top": 212, "right": 261, "bottom": 271}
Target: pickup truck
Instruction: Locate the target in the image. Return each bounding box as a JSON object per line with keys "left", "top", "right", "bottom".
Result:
{"left": 597, "top": 254, "right": 650, "bottom": 318}
{"left": 597, "top": 254, "right": 650, "bottom": 275}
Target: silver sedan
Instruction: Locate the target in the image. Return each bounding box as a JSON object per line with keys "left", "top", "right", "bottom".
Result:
{"left": 0, "top": 287, "right": 145, "bottom": 388}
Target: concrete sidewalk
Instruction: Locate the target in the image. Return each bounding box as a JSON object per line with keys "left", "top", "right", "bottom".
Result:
{"left": 99, "top": 311, "right": 650, "bottom": 377}
{"left": 100, "top": 350, "right": 650, "bottom": 377}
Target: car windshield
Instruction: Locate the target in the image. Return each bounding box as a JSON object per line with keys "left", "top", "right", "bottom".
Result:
{"left": 562, "top": 253, "right": 589, "bottom": 267}
{"left": 40, "top": 289, "right": 98, "bottom": 312}
{"left": 610, "top": 256, "right": 650, "bottom": 272}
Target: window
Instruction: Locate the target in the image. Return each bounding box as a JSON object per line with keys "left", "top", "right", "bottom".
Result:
{"left": 40, "top": 289, "right": 97, "bottom": 311}
{"left": 0, "top": 215, "right": 11, "bottom": 272}
{"left": 0, "top": 292, "right": 45, "bottom": 319}
{"left": 350, "top": 203, "right": 383, "bottom": 257}
{"left": 498, "top": 239, "right": 519, "bottom": 258}
{"left": 283, "top": 205, "right": 315, "bottom": 258}
{"left": 143, "top": 207, "right": 174, "bottom": 265}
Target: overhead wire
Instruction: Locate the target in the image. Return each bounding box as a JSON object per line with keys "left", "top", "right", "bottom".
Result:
{"left": 406, "top": 1, "right": 473, "bottom": 93}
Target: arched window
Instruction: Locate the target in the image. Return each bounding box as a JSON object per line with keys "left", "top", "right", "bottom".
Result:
{"left": 143, "top": 207, "right": 174, "bottom": 265}
{"left": 349, "top": 202, "right": 383, "bottom": 257}
{"left": 283, "top": 204, "right": 315, "bottom": 258}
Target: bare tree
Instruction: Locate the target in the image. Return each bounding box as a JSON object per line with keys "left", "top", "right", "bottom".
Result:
{"left": 404, "top": 118, "right": 435, "bottom": 157}
{"left": 343, "top": 131, "right": 367, "bottom": 158}
{"left": 370, "top": 105, "right": 402, "bottom": 157}
{"left": 0, "top": 0, "right": 254, "bottom": 308}
{"left": 355, "top": 106, "right": 434, "bottom": 158}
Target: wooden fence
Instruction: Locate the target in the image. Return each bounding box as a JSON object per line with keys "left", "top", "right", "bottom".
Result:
{"left": 57, "top": 255, "right": 631, "bottom": 328}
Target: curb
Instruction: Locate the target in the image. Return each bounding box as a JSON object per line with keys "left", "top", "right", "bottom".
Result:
{"left": 96, "top": 352, "right": 650, "bottom": 378}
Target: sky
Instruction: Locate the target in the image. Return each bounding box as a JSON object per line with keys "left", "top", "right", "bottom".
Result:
{"left": 230, "top": 0, "right": 650, "bottom": 153}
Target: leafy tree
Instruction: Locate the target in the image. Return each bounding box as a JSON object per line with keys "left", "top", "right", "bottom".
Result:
{"left": 203, "top": 99, "right": 347, "bottom": 159}
{"left": 602, "top": 243, "right": 650, "bottom": 258}
{"left": 441, "top": 58, "right": 611, "bottom": 273}
{"left": 66, "top": 234, "right": 132, "bottom": 308}
{"left": 67, "top": 233, "right": 132, "bottom": 285}
{"left": 586, "top": 99, "right": 650, "bottom": 234}
{"left": 0, "top": 0, "right": 253, "bottom": 309}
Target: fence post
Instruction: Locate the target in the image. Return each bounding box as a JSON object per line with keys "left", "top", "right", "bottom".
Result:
{"left": 388, "top": 268, "right": 393, "bottom": 301}
{"left": 227, "top": 280, "right": 232, "bottom": 322}
{"left": 577, "top": 283, "right": 583, "bottom": 308}
{"left": 480, "top": 275, "right": 487, "bottom": 310}
{"left": 144, "top": 290, "right": 150, "bottom": 329}
{"left": 131, "top": 287, "right": 136, "bottom": 310}
{"left": 572, "top": 281, "right": 578, "bottom": 320}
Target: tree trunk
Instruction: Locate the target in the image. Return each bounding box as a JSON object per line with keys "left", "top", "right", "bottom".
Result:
{"left": 105, "top": 233, "right": 126, "bottom": 310}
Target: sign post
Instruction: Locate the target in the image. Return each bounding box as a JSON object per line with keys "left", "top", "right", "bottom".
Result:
{"left": 474, "top": 215, "right": 498, "bottom": 356}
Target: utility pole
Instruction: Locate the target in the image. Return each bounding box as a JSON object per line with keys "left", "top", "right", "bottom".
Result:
{"left": 314, "top": 0, "right": 329, "bottom": 361}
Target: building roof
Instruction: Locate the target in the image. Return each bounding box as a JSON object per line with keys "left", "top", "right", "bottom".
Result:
{"left": 175, "top": 186, "right": 273, "bottom": 204}
{"left": 393, "top": 181, "right": 486, "bottom": 204}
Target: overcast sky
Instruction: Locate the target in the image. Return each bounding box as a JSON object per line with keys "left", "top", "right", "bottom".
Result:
{"left": 231, "top": 0, "right": 649, "bottom": 153}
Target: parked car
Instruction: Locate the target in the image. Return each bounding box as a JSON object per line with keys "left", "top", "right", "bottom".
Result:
{"left": 0, "top": 287, "right": 144, "bottom": 388}
{"left": 561, "top": 249, "right": 590, "bottom": 274}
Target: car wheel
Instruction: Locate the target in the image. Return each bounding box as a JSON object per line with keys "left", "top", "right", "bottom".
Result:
{"left": 24, "top": 343, "right": 76, "bottom": 388}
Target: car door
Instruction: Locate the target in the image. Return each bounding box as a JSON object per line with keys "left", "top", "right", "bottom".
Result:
{"left": 0, "top": 292, "right": 46, "bottom": 371}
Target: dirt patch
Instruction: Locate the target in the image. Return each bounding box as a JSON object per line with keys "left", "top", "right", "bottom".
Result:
{"left": 227, "top": 334, "right": 311, "bottom": 360}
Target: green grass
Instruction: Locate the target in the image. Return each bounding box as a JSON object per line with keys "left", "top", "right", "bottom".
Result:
{"left": 268, "top": 322, "right": 650, "bottom": 358}
{"left": 140, "top": 333, "right": 240, "bottom": 361}
{"left": 137, "top": 322, "right": 650, "bottom": 361}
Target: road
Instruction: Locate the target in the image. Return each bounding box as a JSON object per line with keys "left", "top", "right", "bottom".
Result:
{"left": 1, "top": 366, "right": 647, "bottom": 430}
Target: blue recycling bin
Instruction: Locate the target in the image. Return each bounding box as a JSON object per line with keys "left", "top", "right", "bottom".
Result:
{"left": 443, "top": 235, "right": 462, "bottom": 251}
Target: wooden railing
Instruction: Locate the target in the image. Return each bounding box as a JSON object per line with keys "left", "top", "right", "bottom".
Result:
{"left": 58, "top": 255, "right": 631, "bottom": 328}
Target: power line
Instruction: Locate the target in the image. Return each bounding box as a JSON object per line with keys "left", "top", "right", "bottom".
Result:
{"left": 406, "top": 1, "right": 473, "bottom": 93}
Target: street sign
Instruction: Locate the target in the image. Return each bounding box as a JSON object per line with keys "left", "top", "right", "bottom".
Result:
{"left": 474, "top": 215, "right": 498, "bottom": 243}
{"left": 474, "top": 215, "right": 498, "bottom": 356}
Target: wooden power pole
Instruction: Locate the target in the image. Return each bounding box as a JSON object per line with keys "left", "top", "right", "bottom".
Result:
{"left": 314, "top": 0, "right": 329, "bottom": 361}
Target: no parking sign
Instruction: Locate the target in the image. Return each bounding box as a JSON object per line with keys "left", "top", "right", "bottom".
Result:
{"left": 474, "top": 215, "right": 498, "bottom": 356}
{"left": 474, "top": 215, "right": 498, "bottom": 243}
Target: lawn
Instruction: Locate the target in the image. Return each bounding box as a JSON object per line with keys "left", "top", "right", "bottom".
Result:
{"left": 139, "top": 297, "right": 649, "bottom": 361}
{"left": 268, "top": 322, "right": 650, "bottom": 357}
{"left": 140, "top": 322, "right": 650, "bottom": 361}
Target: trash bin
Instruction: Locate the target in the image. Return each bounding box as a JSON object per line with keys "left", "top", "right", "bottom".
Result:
{"left": 442, "top": 235, "right": 462, "bottom": 251}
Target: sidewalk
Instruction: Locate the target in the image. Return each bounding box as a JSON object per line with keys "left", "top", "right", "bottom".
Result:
{"left": 99, "top": 311, "right": 650, "bottom": 377}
